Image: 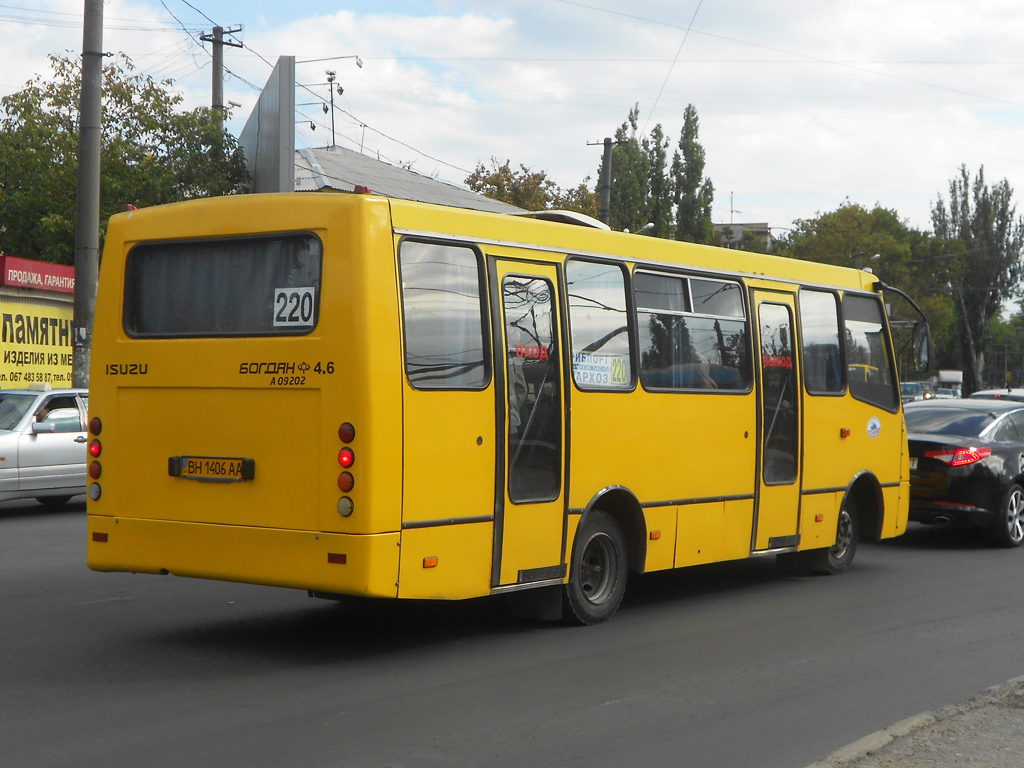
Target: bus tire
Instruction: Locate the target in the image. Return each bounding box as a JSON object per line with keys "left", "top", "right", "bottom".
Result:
{"left": 563, "top": 510, "right": 628, "bottom": 625}
{"left": 777, "top": 499, "right": 859, "bottom": 575}
{"left": 814, "top": 499, "right": 859, "bottom": 574}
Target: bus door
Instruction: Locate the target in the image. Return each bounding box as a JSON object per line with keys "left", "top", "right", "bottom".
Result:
{"left": 491, "top": 260, "right": 566, "bottom": 587}
{"left": 753, "top": 292, "right": 802, "bottom": 550}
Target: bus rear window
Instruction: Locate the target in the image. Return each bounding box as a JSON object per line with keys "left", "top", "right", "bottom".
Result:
{"left": 123, "top": 234, "right": 322, "bottom": 337}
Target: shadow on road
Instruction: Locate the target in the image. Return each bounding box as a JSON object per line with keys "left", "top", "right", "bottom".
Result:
{"left": 0, "top": 496, "right": 86, "bottom": 520}
{"left": 883, "top": 522, "right": 996, "bottom": 551}
{"left": 146, "top": 556, "right": 794, "bottom": 664}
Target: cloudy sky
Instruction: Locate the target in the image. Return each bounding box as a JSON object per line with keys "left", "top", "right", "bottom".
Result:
{"left": 4, "top": 1, "right": 1024, "bottom": 235}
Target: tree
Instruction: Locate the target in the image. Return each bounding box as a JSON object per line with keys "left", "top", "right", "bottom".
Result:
{"left": 466, "top": 158, "right": 597, "bottom": 217}
{"left": 643, "top": 124, "right": 673, "bottom": 238}
{"left": 672, "top": 104, "right": 714, "bottom": 244}
{"left": 775, "top": 202, "right": 961, "bottom": 377}
{"left": 932, "top": 165, "right": 1024, "bottom": 393}
{"left": 0, "top": 54, "right": 248, "bottom": 264}
{"left": 599, "top": 105, "right": 649, "bottom": 234}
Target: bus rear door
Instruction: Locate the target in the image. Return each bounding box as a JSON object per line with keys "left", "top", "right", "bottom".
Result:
{"left": 753, "top": 291, "right": 802, "bottom": 550}
{"left": 492, "top": 259, "right": 567, "bottom": 587}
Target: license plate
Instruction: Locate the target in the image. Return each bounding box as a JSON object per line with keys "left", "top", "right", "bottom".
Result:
{"left": 909, "top": 457, "right": 918, "bottom": 470}
{"left": 169, "top": 456, "right": 255, "bottom": 482}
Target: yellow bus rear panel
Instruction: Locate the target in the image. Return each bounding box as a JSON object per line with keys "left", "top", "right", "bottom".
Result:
{"left": 87, "top": 515, "right": 400, "bottom": 597}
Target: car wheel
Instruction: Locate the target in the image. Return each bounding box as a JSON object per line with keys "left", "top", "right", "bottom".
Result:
{"left": 37, "top": 496, "right": 72, "bottom": 509}
{"left": 990, "top": 483, "right": 1024, "bottom": 548}
{"left": 563, "top": 510, "right": 628, "bottom": 625}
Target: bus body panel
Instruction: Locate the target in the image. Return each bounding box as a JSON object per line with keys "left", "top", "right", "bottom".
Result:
{"left": 397, "top": 522, "right": 494, "bottom": 599}
{"left": 642, "top": 506, "right": 677, "bottom": 571}
{"left": 87, "top": 515, "right": 401, "bottom": 597}
{"left": 400, "top": 386, "right": 496, "bottom": 524}
{"left": 115, "top": 386, "right": 321, "bottom": 530}
{"left": 567, "top": 390, "right": 755, "bottom": 509}
{"left": 89, "top": 195, "right": 405, "bottom": 581}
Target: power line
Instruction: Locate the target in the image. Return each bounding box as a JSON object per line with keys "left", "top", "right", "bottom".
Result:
{"left": 552, "top": 0, "right": 1024, "bottom": 109}
{"left": 642, "top": 0, "right": 702, "bottom": 135}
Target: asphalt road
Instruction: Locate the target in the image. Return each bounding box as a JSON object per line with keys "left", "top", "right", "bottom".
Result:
{"left": 2, "top": 502, "right": 1022, "bottom": 768}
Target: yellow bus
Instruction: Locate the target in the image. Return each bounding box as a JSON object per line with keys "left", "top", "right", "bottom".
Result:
{"left": 86, "top": 192, "right": 927, "bottom": 624}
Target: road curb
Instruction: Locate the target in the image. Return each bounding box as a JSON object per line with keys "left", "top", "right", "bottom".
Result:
{"left": 801, "top": 673, "right": 1024, "bottom": 768}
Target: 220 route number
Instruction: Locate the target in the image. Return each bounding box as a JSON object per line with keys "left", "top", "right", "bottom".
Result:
{"left": 274, "top": 287, "right": 315, "bottom": 327}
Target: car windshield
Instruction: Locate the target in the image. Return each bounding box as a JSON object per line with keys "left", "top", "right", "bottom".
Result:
{"left": 0, "top": 394, "right": 37, "bottom": 430}
{"left": 904, "top": 406, "right": 1001, "bottom": 437}
{"left": 901, "top": 382, "right": 922, "bottom": 394}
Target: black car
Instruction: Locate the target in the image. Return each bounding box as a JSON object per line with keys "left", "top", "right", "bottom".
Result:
{"left": 905, "top": 399, "right": 1024, "bottom": 547}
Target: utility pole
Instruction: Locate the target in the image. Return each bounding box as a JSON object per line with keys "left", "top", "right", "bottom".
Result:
{"left": 73, "top": 0, "right": 103, "bottom": 389}
{"left": 326, "top": 71, "right": 338, "bottom": 147}
{"left": 200, "top": 26, "right": 243, "bottom": 132}
{"left": 588, "top": 137, "right": 622, "bottom": 226}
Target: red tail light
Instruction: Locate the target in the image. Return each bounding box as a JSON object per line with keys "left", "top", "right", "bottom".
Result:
{"left": 924, "top": 447, "right": 992, "bottom": 467}
{"left": 338, "top": 448, "right": 354, "bottom": 468}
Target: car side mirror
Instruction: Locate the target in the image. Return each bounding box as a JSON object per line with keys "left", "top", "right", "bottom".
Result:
{"left": 912, "top": 321, "right": 930, "bottom": 373}
{"left": 31, "top": 421, "right": 56, "bottom": 434}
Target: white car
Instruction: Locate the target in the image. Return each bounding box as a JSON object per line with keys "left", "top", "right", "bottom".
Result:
{"left": 0, "top": 388, "right": 89, "bottom": 507}
{"left": 969, "top": 388, "right": 1024, "bottom": 403}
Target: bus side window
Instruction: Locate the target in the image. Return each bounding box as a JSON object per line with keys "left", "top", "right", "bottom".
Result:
{"left": 398, "top": 240, "right": 489, "bottom": 390}
{"left": 635, "top": 272, "right": 749, "bottom": 392}
{"left": 799, "top": 289, "right": 844, "bottom": 395}
{"left": 565, "top": 259, "right": 633, "bottom": 390}
{"left": 843, "top": 294, "right": 898, "bottom": 411}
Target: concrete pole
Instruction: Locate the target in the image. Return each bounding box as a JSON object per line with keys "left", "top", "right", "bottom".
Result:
{"left": 598, "top": 137, "right": 612, "bottom": 226}
{"left": 73, "top": 0, "right": 103, "bottom": 389}
{"left": 201, "top": 26, "right": 241, "bottom": 134}
{"left": 211, "top": 26, "right": 224, "bottom": 132}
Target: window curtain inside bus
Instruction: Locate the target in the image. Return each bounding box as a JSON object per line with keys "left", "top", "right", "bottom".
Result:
{"left": 123, "top": 234, "right": 322, "bottom": 337}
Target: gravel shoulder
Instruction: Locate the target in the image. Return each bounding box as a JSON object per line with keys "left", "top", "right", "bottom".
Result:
{"left": 806, "top": 676, "right": 1024, "bottom": 768}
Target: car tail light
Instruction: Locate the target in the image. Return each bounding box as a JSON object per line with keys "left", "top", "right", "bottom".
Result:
{"left": 89, "top": 417, "right": 102, "bottom": 435}
{"left": 338, "top": 447, "right": 354, "bottom": 468}
{"left": 89, "top": 461, "right": 102, "bottom": 479}
{"left": 924, "top": 447, "right": 992, "bottom": 466}
{"left": 88, "top": 439, "right": 102, "bottom": 457}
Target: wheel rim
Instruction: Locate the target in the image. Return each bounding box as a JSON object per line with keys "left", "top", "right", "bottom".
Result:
{"left": 1006, "top": 488, "right": 1024, "bottom": 544}
{"left": 830, "top": 509, "right": 854, "bottom": 559}
{"left": 578, "top": 532, "right": 619, "bottom": 605}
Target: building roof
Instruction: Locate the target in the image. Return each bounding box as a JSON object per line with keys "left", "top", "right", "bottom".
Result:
{"left": 294, "top": 146, "right": 521, "bottom": 214}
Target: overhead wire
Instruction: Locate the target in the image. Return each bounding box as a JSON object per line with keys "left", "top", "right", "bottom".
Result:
{"left": 552, "top": 0, "right": 1024, "bottom": 109}
{"left": 641, "top": 0, "right": 702, "bottom": 135}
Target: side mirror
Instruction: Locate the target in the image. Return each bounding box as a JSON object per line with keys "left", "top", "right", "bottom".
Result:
{"left": 31, "top": 421, "right": 56, "bottom": 434}
{"left": 912, "top": 321, "right": 930, "bottom": 373}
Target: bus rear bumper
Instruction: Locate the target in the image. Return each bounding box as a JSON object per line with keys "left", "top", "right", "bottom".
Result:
{"left": 86, "top": 514, "right": 400, "bottom": 598}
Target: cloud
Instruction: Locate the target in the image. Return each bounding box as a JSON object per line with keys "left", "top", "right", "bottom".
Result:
{"left": 6, "top": 1, "right": 1024, "bottom": 232}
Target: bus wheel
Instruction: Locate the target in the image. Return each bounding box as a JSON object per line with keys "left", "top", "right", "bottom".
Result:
{"left": 564, "top": 510, "right": 628, "bottom": 625}
{"left": 777, "top": 500, "right": 859, "bottom": 575}
{"left": 821, "top": 502, "right": 859, "bottom": 573}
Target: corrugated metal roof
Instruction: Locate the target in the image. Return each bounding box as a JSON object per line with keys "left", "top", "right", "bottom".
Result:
{"left": 294, "top": 146, "right": 521, "bottom": 214}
